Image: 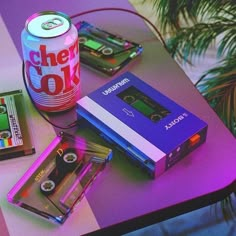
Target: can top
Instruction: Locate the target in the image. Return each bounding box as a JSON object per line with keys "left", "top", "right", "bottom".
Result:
{"left": 25, "top": 11, "right": 71, "bottom": 38}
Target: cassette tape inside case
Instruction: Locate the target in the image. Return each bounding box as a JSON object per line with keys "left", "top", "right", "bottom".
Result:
{"left": 76, "top": 21, "right": 143, "bottom": 76}
{"left": 7, "top": 132, "right": 113, "bottom": 224}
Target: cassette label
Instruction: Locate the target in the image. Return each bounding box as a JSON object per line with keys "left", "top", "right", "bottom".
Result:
{"left": 7, "top": 132, "right": 112, "bottom": 224}
{"left": 0, "top": 90, "right": 35, "bottom": 160}
{"left": 0, "top": 94, "right": 23, "bottom": 149}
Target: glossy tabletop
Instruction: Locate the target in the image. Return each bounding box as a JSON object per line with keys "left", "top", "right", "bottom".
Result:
{"left": 0, "top": 1, "right": 236, "bottom": 235}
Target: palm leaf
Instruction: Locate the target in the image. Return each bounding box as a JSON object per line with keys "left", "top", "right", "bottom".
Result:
{"left": 167, "top": 17, "right": 235, "bottom": 60}
{"left": 197, "top": 56, "right": 236, "bottom": 135}
{"left": 152, "top": 0, "right": 236, "bottom": 33}
{"left": 150, "top": 0, "right": 236, "bottom": 220}
{"left": 167, "top": 23, "right": 219, "bottom": 60}
{"left": 220, "top": 195, "right": 236, "bottom": 222}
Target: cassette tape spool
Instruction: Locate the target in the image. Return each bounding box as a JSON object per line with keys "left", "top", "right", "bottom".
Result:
{"left": 0, "top": 90, "right": 35, "bottom": 160}
{"left": 76, "top": 21, "right": 143, "bottom": 75}
{"left": 7, "top": 132, "right": 112, "bottom": 224}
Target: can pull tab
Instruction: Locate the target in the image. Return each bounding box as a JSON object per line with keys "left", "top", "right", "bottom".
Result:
{"left": 41, "top": 17, "right": 64, "bottom": 30}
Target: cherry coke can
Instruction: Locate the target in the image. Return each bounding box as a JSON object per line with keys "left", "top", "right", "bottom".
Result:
{"left": 21, "top": 11, "right": 80, "bottom": 112}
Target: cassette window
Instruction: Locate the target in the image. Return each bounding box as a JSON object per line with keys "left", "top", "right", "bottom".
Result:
{"left": 117, "top": 86, "right": 171, "bottom": 122}
{"left": 7, "top": 132, "right": 112, "bottom": 224}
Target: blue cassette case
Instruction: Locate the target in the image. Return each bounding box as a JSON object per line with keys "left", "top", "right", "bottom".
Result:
{"left": 76, "top": 72, "right": 208, "bottom": 178}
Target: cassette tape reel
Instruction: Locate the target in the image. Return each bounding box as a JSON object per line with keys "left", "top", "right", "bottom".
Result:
{"left": 40, "top": 148, "right": 81, "bottom": 196}
{"left": 76, "top": 21, "right": 143, "bottom": 75}
{"left": 7, "top": 132, "right": 112, "bottom": 224}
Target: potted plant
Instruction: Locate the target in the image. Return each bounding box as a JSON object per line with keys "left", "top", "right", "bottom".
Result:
{"left": 150, "top": 0, "right": 236, "bottom": 137}
{"left": 141, "top": 0, "right": 236, "bottom": 219}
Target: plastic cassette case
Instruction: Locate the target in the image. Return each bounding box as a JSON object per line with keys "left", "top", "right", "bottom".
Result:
{"left": 7, "top": 132, "right": 112, "bottom": 224}
{"left": 76, "top": 21, "right": 143, "bottom": 76}
{"left": 0, "top": 90, "right": 35, "bottom": 160}
{"left": 76, "top": 72, "right": 208, "bottom": 178}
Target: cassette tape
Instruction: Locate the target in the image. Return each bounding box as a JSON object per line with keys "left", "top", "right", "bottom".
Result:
{"left": 0, "top": 90, "right": 35, "bottom": 160}
{"left": 7, "top": 132, "right": 112, "bottom": 224}
{"left": 76, "top": 72, "right": 208, "bottom": 178}
{"left": 76, "top": 21, "right": 143, "bottom": 76}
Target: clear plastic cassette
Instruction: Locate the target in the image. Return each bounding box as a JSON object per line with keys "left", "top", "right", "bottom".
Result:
{"left": 7, "top": 132, "right": 112, "bottom": 224}
{"left": 76, "top": 21, "right": 143, "bottom": 76}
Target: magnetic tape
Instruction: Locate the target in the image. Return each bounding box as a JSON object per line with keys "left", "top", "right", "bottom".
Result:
{"left": 76, "top": 21, "right": 143, "bottom": 75}
{"left": 0, "top": 90, "right": 35, "bottom": 160}
{"left": 7, "top": 132, "right": 112, "bottom": 224}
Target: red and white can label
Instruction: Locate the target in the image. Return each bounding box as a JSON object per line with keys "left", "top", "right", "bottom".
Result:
{"left": 23, "top": 38, "right": 80, "bottom": 112}
{"left": 22, "top": 12, "right": 80, "bottom": 112}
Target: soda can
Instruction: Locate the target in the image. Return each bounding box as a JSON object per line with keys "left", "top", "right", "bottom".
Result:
{"left": 21, "top": 11, "right": 80, "bottom": 112}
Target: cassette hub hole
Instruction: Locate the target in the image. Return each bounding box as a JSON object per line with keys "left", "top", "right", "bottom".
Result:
{"left": 0, "top": 131, "right": 11, "bottom": 139}
{"left": 0, "top": 105, "right": 6, "bottom": 114}
{"left": 63, "top": 152, "right": 77, "bottom": 163}
{"left": 102, "top": 47, "right": 113, "bottom": 56}
{"left": 41, "top": 180, "right": 56, "bottom": 192}
{"left": 79, "top": 36, "right": 87, "bottom": 44}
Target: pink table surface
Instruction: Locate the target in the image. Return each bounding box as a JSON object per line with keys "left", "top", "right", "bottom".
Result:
{"left": 1, "top": 0, "right": 236, "bottom": 235}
